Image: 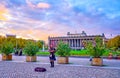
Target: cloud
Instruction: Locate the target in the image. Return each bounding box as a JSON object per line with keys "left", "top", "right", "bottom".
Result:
{"left": 0, "top": 3, "right": 9, "bottom": 21}
{"left": 0, "top": 9, "right": 72, "bottom": 41}
{"left": 0, "top": 0, "right": 120, "bottom": 42}
{"left": 26, "top": 0, "right": 50, "bottom": 9}
{"left": 37, "top": 3, "right": 50, "bottom": 9}
{"left": 26, "top": 0, "right": 36, "bottom": 8}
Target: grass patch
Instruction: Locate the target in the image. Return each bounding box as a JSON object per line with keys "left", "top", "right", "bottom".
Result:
{"left": 0, "top": 49, "right": 109, "bottom": 56}
{"left": 34, "top": 49, "right": 110, "bottom": 56}
{"left": 70, "top": 50, "right": 89, "bottom": 56}
{"left": 36, "top": 51, "right": 50, "bottom": 56}
{"left": 36, "top": 50, "right": 89, "bottom": 56}
{"left": 70, "top": 49, "right": 110, "bottom": 57}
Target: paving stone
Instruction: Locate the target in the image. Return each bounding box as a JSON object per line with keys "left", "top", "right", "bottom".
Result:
{"left": 0, "top": 62, "right": 120, "bottom": 78}
{"left": 0, "top": 55, "right": 120, "bottom": 78}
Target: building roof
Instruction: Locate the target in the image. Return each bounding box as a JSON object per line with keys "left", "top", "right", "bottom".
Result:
{"left": 6, "top": 34, "right": 16, "bottom": 38}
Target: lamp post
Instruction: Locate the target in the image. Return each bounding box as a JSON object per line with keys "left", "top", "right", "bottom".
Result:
{"left": 42, "top": 41, "right": 45, "bottom": 52}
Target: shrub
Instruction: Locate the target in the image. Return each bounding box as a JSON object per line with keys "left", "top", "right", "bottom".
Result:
{"left": 24, "top": 41, "right": 39, "bottom": 56}
{"left": 56, "top": 41, "right": 71, "bottom": 57}
{"left": 85, "top": 37, "right": 105, "bottom": 58}
{"left": 0, "top": 41, "right": 14, "bottom": 55}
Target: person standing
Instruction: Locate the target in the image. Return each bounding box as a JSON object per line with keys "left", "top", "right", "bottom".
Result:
{"left": 49, "top": 44, "right": 56, "bottom": 67}
{"left": 19, "top": 48, "right": 22, "bottom": 56}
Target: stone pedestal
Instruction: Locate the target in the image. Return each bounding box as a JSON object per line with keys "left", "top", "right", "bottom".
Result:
{"left": 26, "top": 56, "right": 37, "bottom": 62}
{"left": 2, "top": 54, "right": 12, "bottom": 61}
{"left": 57, "top": 57, "right": 69, "bottom": 64}
{"left": 91, "top": 58, "right": 103, "bottom": 66}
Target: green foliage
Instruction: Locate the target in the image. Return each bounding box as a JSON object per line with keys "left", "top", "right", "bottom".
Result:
{"left": 107, "top": 35, "right": 120, "bottom": 50}
{"left": 36, "top": 40, "right": 43, "bottom": 49}
{"left": 36, "top": 51, "right": 49, "bottom": 55}
{"left": 86, "top": 37, "right": 105, "bottom": 58}
{"left": 116, "top": 51, "right": 120, "bottom": 56}
{"left": 16, "top": 38, "right": 28, "bottom": 49}
{"left": 36, "top": 49, "right": 109, "bottom": 56}
{"left": 23, "top": 41, "right": 39, "bottom": 56}
{"left": 70, "top": 50, "right": 89, "bottom": 56}
{"left": 115, "top": 49, "right": 120, "bottom": 56}
{"left": 0, "top": 41, "right": 14, "bottom": 55}
{"left": 56, "top": 41, "right": 71, "bottom": 57}
{"left": 0, "top": 36, "right": 47, "bottom": 50}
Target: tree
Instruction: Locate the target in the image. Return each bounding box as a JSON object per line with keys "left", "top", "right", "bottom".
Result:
{"left": 24, "top": 41, "right": 39, "bottom": 56}
{"left": 85, "top": 37, "right": 105, "bottom": 58}
{"left": 36, "top": 40, "right": 43, "bottom": 49}
{"left": 107, "top": 35, "right": 120, "bottom": 50}
{"left": 1, "top": 41, "right": 14, "bottom": 55}
{"left": 56, "top": 41, "right": 71, "bottom": 57}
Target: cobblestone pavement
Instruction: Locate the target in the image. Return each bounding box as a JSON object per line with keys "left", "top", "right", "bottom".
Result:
{"left": 0, "top": 55, "right": 120, "bottom": 78}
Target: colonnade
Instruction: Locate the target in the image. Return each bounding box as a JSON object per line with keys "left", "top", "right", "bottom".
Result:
{"left": 49, "top": 38, "right": 91, "bottom": 49}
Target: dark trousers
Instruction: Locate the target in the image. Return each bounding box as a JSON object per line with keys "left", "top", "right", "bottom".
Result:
{"left": 50, "top": 61, "right": 54, "bottom": 67}
{"left": 49, "top": 54, "right": 56, "bottom": 67}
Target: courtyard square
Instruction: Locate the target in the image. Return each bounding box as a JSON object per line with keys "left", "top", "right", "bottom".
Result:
{"left": 0, "top": 55, "right": 120, "bottom": 78}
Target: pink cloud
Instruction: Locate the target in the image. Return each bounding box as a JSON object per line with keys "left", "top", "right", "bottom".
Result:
{"left": 37, "top": 3, "right": 50, "bottom": 9}
{"left": 26, "top": 0, "right": 36, "bottom": 8}
{"left": 26, "top": 0, "right": 50, "bottom": 9}
{"left": 0, "top": 3, "right": 9, "bottom": 21}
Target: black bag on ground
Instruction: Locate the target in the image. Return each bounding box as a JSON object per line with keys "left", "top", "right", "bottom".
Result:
{"left": 34, "top": 67, "right": 46, "bottom": 72}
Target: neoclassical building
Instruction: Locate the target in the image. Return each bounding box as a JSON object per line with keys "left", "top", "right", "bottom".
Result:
{"left": 48, "top": 31, "right": 106, "bottom": 50}
{"left": 6, "top": 34, "right": 16, "bottom": 38}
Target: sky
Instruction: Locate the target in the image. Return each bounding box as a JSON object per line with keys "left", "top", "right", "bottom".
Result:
{"left": 0, "top": 0, "right": 120, "bottom": 43}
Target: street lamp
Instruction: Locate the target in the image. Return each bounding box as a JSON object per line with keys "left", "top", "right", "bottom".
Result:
{"left": 42, "top": 41, "right": 45, "bottom": 52}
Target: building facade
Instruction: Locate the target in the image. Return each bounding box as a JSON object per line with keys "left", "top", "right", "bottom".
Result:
{"left": 48, "top": 31, "right": 106, "bottom": 50}
{"left": 6, "top": 34, "right": 16, "bottom": 38}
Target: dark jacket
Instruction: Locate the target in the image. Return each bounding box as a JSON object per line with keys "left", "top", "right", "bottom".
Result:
{"left": 49, "top": 47, "right": 56, "bottom": 61}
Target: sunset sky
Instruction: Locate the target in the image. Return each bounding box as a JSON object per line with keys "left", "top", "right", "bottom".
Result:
{"left": 0, "top": 0, "right": 120, "bottom": 43}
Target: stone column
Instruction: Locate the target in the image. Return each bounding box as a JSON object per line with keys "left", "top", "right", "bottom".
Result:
{"left": 70, "top": 39, "right": 72, "bottom": 47}
{"left": 68, "top": 39, "right": 70, "bottom": 47}
{"left": 78, "top": 39, "right": 80, "bottom": 49}
{"left": 77, "top": 39, "right": 79, "bottom": 47}
{"left": 74, "top": 39, "right": 76, "bottom": 49}
{"left": 80, "top": 39, "right": 82, "bottom": 49}
{"left": 74, "top": 39, "right": 75, "bottom": 48}
{"left": 78, "top": 39, "right": 80, "bottom": 47}
{"left": 73, "top": 39, "right": 74, "bottom": 49}
{"left": 75, "top": 39, "right": 77, "bottom": 47}
{"left": 72, "top": 39, "right": 74, "bottom": 47}
{"left": 69, "top": 39, "right": 71, "bottom": 47}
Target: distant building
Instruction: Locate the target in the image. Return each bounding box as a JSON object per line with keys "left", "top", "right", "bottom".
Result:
{"left": 6, "top": 34, "right": 16, "bottom": 38}
{"left": 48, "top": 31, "right": 106, "bottom": 50}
